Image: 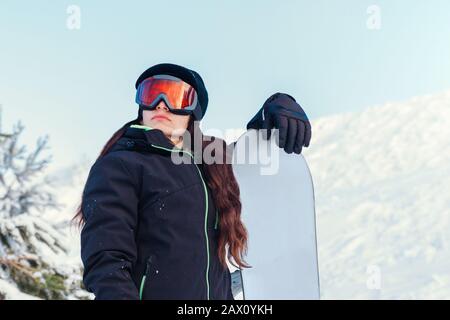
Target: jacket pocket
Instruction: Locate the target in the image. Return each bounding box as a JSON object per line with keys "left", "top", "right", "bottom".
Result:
{"left": 139, "top": 255, "right": 157, "bottom": 300}
{"left": 140, "top": 182, "right": 202, "bottom": 213}
{"left": 139, "top": 261, "right": 150, "bottom": 300}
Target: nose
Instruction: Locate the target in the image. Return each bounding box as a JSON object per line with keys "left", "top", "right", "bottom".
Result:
{"left": 155, "top": 101, "right": 169, "bottom": 111}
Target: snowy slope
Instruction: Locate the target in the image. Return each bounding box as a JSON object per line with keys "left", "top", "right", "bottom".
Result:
{"left": 302, "top": 90, "right": 450, "bottom": 299}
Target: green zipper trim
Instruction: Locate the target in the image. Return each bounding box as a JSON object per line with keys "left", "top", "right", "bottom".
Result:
{"left": 214, "top": 208, "right": 219, "bottom": 230}
{"left": 149, "top": 144, "right": 211, "bottom": 300}
{"left": 130, "top": 124, "right": 154, "bottom": 131}
{"left": 139, "top": 275, "right": 147, "bottom": 300}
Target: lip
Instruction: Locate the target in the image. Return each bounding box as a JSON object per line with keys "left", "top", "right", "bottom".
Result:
{"left": 152, "top": 115, "right": 171, "bottom": 121}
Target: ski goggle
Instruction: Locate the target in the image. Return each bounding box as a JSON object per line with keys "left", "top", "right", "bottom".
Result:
{"left": 135, "top": 74, "right": 199, "bottom": 115}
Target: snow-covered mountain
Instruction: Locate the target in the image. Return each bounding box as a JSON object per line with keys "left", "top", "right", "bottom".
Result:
{"left": 1, "top": 90, "right": 449, "bottom": 299}
{"left": 302, "top": 90, "right": 450, "bottom": 299}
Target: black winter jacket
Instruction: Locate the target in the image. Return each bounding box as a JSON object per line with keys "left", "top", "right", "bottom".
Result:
{"left": 80, "top": 124, "right": 234, "bottom": 300}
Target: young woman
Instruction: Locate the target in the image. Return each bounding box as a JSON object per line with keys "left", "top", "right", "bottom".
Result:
{"left": 73, "top": 63, "right": 311, "bottom": 300}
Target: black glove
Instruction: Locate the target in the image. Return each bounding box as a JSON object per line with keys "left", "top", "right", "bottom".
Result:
{"left": 246, "top": 92, "right": 312, "bottom": 154}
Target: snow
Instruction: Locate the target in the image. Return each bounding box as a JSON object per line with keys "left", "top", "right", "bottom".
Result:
{"left": 0, "top": 152, "right": 94, "bottom": 300}
{"left": 42, "top": 156, "right": 93, "bottom": 266}
{"left": 0, "top": 279, "right": 41, "bottom": 300}
{"left": 302, "top": 90, "right": 450, "bottom": 299}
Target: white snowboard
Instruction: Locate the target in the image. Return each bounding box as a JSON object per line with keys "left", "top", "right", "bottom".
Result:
{"left": 230, "top": 129, "right": 320, "bottom": 300}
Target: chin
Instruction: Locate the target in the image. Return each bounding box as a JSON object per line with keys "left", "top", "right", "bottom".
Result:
{"left": 151, "top": 122, "right": 172, "bottom": 134}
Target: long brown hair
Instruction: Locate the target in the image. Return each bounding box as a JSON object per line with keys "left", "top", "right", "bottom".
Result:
{"left": 72, "top": 116, "right": 251, "bottom": 271}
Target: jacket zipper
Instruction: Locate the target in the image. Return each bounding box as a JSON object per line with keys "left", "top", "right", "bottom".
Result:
{"left": 150, "top": 144, "right": 211, "bottom": 300}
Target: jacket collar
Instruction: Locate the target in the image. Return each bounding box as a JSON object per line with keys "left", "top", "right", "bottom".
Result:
{"left": 107, "top": 124, "right": 176, "bottom": 155}
{"left": 124, "top": 124, "right": 177, "bottom": 151}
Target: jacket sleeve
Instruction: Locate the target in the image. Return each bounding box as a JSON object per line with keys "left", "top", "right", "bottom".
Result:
{"left": 80, "top": 154, "right": 140, "bottom": 300}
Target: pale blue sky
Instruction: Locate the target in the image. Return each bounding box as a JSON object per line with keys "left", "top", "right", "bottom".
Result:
{"left": 1, "top": 0, "right": 449, "bottom": 173}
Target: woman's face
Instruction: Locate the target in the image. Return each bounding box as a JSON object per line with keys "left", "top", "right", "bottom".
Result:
{"left": 141, "top": 101, "right": 190, "bottom": 144}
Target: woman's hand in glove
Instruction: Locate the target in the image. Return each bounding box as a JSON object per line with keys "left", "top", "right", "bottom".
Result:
{"left": 246, "top": 92, "right": 312, "bottom": 154}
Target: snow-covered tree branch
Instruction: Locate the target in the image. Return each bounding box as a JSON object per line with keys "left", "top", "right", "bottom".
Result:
{"left": 0, "top": 121, "right": 61, "bottom": 218}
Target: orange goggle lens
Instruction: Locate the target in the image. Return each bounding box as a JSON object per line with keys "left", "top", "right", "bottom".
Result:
{"left": 136, "top": 75, "right": 197, "bottom": 110}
